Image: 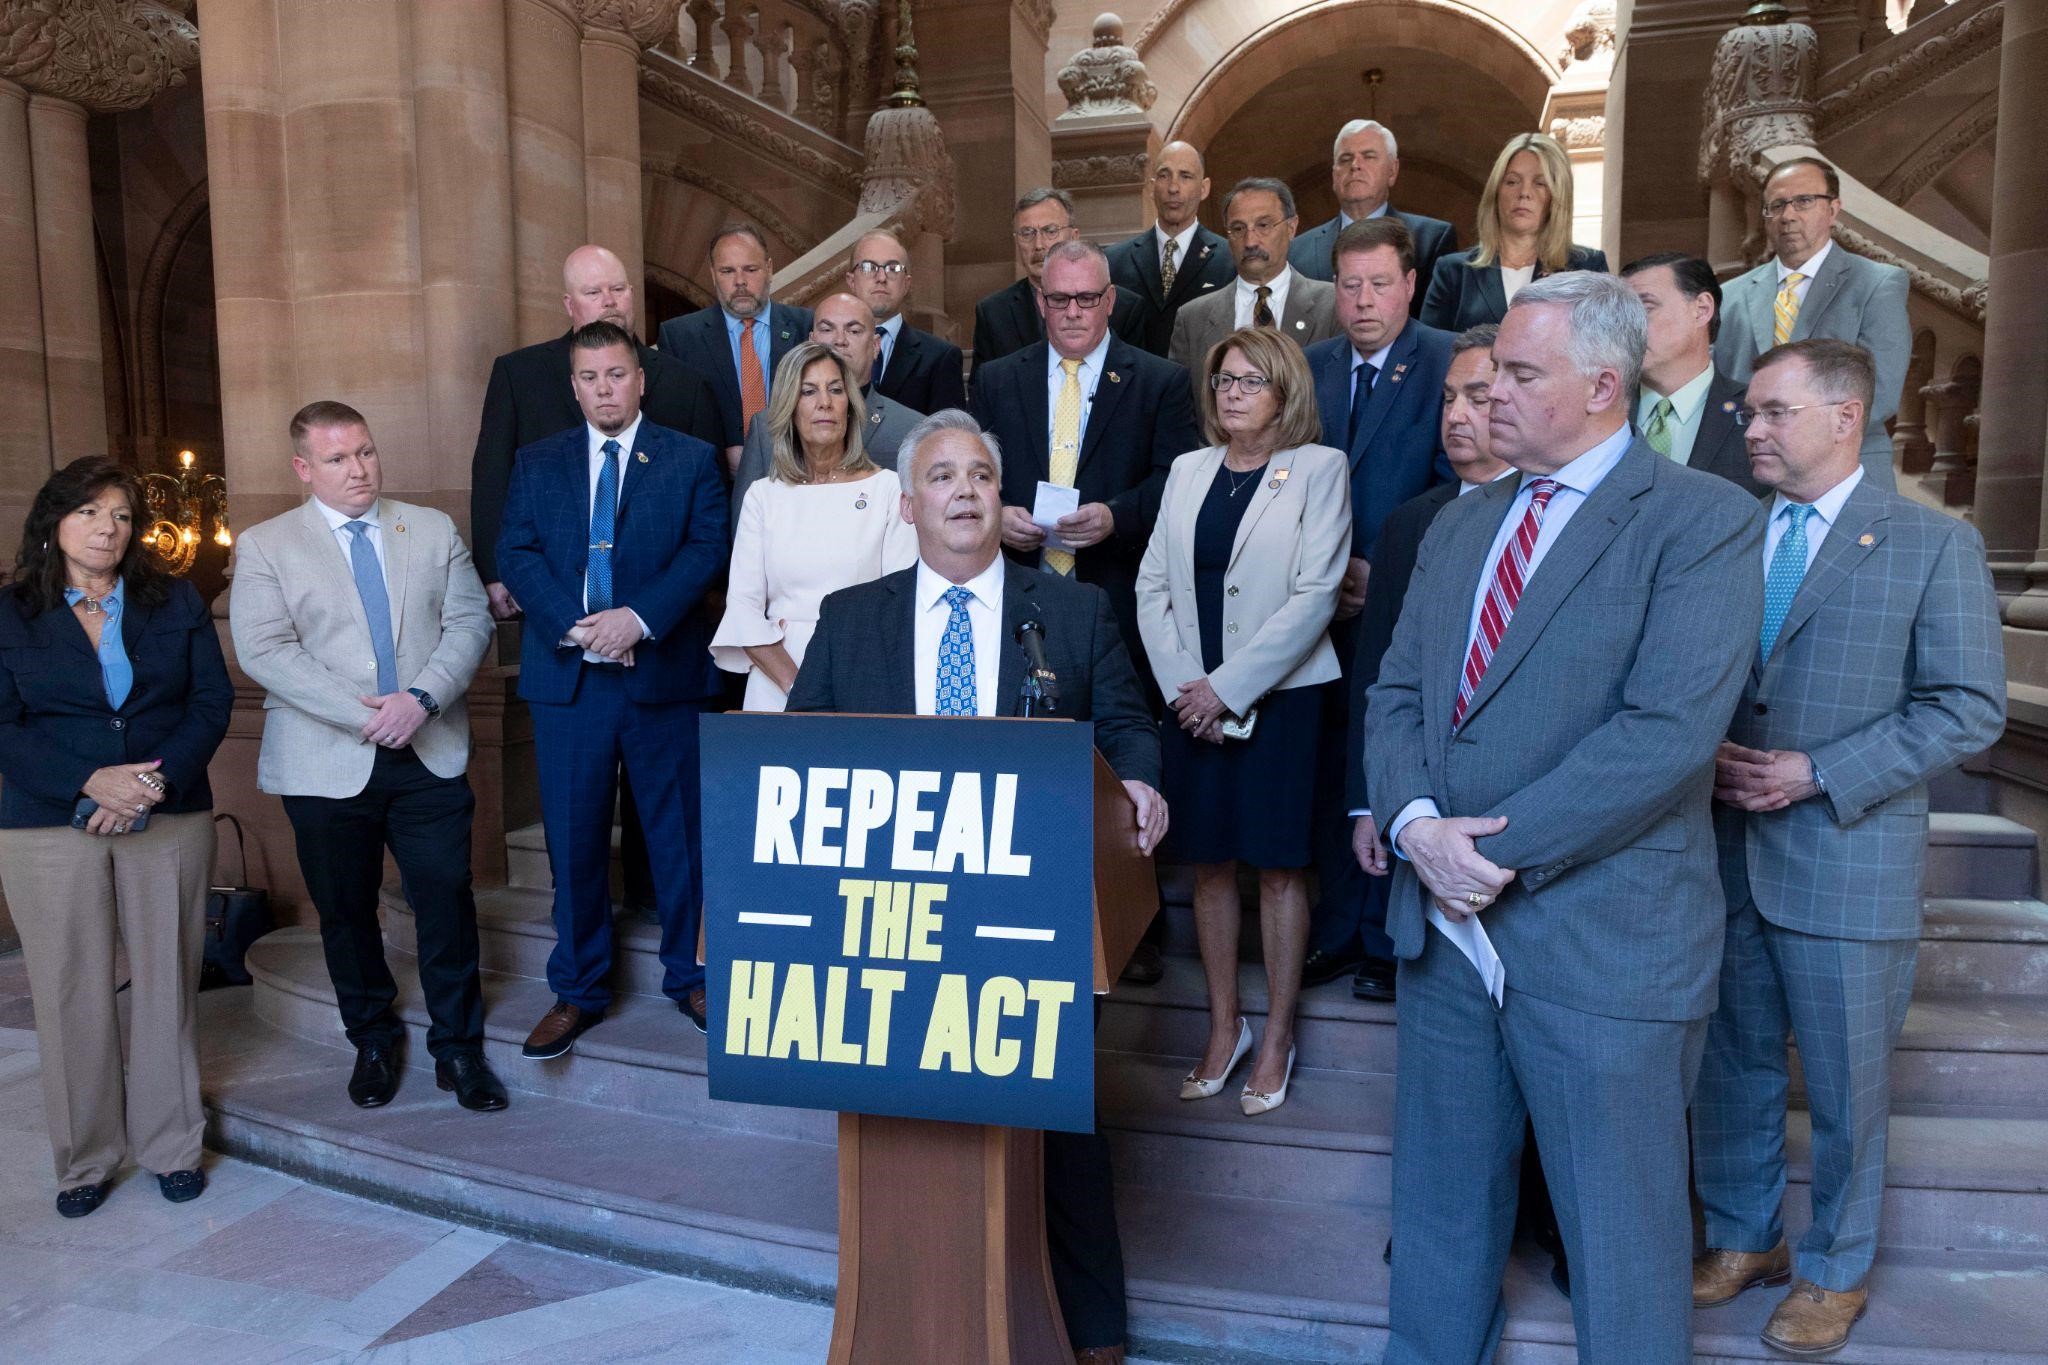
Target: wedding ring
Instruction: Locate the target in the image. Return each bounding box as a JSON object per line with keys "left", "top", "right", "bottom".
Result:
{"left": 1466, "top": 891, "right": 1486, "bottom": 908}
{"left": 114, "top": 823, "right": 128, "bottom": 833}
{"left": 136, "top": 804, "right": 148, "bottom": 815}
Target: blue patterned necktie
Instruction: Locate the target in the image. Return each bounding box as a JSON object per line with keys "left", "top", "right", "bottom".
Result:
{"left": 934, "top": 586, "right": 978, "bottom": 716}
{"left": 588, "top": 439, "right": 620, "bottom": 612}
{"left": 1759, "top": 503, "right": 1814, "bottom": 662}
{"left": 344, "top": 520, "right": 398, "bottom": 695}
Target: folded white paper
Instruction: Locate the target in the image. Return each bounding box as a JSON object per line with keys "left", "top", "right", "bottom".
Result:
{"left": 1032, "top": 481, "right": 1081, "bottom": 552}
{"left": 1428, "top": 907, "right": 1505, "bottom": 1007}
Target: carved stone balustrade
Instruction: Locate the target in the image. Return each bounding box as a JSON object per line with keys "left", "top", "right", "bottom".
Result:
{"left": 675, "top": 0, "right": 877, "bottom": 141}
{"left": 1923, "top": 355, "right": 1983, "bottom": 507}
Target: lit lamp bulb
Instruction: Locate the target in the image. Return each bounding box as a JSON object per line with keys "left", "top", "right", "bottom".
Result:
{"left": 179, "top": 449, "right": 195, "bottom": 469}
{"left": 214, "top": 526, "right": 233, "bottom": 547}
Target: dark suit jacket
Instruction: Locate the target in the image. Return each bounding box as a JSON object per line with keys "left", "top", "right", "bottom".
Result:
{"left": 786, "top": 562, "right": 1159, "bottom": 787}
{"left": 1105, "top": 224, "right": 1235, "bottom": 357}
{"left": 0, "top": 578, "right": 230, "bottom": 827}
{"left": 970, "top": 335, "right": 1201, "bottom": 659}
{"left": 496, "top": 419, "right": 729, "bottom": 706}
{"left": 1420, "top": 244, "right": 1610, "bottom": 333}
{"left": 874, "top": 321, "right": 965, "bottom": 415}
{"left": 1671, "top": 370, "right": 1765, "bottom": 496}
{"left": 1289, "top": 209, "right": 1460, "bottom": 316}
{"left": 656, "top": 302, "right": 814, "bottom": 449}
{"left": 469, "top": 331, "right": 723, "bottom": 582}
{"left": 970, "top": 278, "right": 1145, "bottom": 377}
{"left": 1307, "top": 320, "right": 1455, "bottom": 563}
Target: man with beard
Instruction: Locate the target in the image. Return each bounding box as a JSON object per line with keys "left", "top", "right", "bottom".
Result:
{"left": 658, "top": 224, "right": 815, "bottom": 469}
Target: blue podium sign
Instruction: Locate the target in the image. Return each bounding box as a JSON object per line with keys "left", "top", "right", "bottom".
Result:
{"left": 699, "top": 713, "right": 1100, "bottom": 1134}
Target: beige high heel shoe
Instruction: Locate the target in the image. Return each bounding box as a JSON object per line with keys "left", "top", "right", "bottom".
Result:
{"left": 1179, "top": 1017, "right": 1253, "bottom": 1100}
{"left": 1240, "top": 1044, "right": 1296, "bottom": 1116}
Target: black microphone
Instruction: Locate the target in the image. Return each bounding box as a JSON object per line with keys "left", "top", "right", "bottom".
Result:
{"left": 1016, "top": 613, "right": 1060, "bottom": 716}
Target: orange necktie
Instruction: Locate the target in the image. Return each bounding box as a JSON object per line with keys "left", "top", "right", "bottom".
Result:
{"left": 739, "top": 317, "right": 767, "bottom": 433}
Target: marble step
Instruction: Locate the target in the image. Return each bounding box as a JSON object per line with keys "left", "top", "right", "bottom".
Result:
{"left": 243, "top": 929, "right": 2048, "bottom": 1255}
{"left": 198, "top": 988, "right": 2048, "bottom": 1365}
{"left": 1925, "top": 812, "right": 2038, "bottom": 899}
{"left": 1919, "top": 897, "right": 2048, "bottom": 994}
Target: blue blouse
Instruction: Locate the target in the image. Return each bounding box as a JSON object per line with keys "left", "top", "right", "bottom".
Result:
{"left": 64, "top": 580, "right": 133, "bottom": 709}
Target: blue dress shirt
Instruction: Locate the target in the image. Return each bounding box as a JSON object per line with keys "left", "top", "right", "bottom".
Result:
{"left": 64, "top": 579, "right": 133, "bottom": 709}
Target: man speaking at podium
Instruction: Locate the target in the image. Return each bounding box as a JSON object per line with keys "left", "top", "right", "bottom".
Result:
{"left": 789, "top": 408, "right": 1166, "bottom": 1364}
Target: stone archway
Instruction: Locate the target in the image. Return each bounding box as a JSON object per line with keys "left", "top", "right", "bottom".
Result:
{"left": 1145, "top": 0, "right": 1562, "bottom": 232}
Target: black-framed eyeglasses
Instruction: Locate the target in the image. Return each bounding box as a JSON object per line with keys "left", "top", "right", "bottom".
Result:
{"left": 1761, "top": 194, "right": 1837, "bottom": 219}
{"left": 852, "top": 260, "right": 907, "bottom": 276}
{"left": 1042, "top": 290, "right": 1107, "bottom": 311}
{"left": 1209, "top": 371, "right": 1271, "bottom": 394}
{"left": 1733, "top": 400, "right": 1848, "bottom": 428}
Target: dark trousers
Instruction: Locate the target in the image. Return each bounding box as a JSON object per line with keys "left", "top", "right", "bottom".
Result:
{"left": 282, "top": 745, "right": 485, "bottom": 1061}
{"left": 1307, "top": 637, "right": 1394, "bottom": 962}
{"left": 530, "top": 666, "right": 704, "bottom": 1010}
{"left": 617, "top": 777, "right": 656, "bottom": 911}
{"left": 1047, "top": 996, "right": 1126, "bottom": 1349}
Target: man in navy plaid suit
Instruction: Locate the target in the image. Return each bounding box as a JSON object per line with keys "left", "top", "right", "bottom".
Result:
{"left": 497, "top": 320, "right": 729, "bottom": 1060}
{"left": 1691, "top": 340, "right": 2005, "bottom": 1356}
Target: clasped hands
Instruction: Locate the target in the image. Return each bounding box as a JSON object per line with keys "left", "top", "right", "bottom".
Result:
{"left": 1713, "top": 742, "right": 1818, "bottom": 812}
{"left": 1170, "top": 675, "right": 1228, "bottom": 744}
{"left": 80, "top": 759, "right": 166, "bottom": 835}
{"left": 567, "top": 606, "right": 644, "bottom": 665}
{"left": 1399, "top": 814, "right": 1515, "bottom": 923}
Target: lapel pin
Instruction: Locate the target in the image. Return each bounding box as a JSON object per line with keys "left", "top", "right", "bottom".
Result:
{"left": 1273, "top": 467, "right": 1291, "bottom": 485}
{"left": 1294, "top": 319, "right": 1306, "bottom": 331}
{"left": 394, "top": 523, "right": 405, "bottom": 534}
{"left": 855, "top": 493, "right": 869, "bottom": 510}
{"left": 1108, "top": 371, "right": 1122, "bottom": 384}
{"left": 871, "top": 411, "right": 882, "bottom": 425}
{"left": 1722, "top": 400, "right": 1738, "bottom": 413}
{"left": 1859, "top": 533, "right": 1874, "bottom": 546}
{"left": 637, "top": 451, "right": 649, "bottom": 463}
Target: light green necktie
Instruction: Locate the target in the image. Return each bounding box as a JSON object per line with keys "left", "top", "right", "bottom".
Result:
{"left": 1644, "top": 397, "right": 1676, "bottom": 460}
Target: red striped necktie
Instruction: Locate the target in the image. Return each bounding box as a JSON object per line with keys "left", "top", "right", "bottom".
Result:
{"left": 1452, "top": 478, "right": 1560, "bottom": 731}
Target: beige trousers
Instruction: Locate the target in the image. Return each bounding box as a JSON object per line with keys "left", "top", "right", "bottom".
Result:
{"left": 0, "top": 809, "right": 213, "bottom": 1186}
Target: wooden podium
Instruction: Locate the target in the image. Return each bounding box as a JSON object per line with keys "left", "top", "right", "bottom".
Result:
{"left": 826, "top": 752, "right": 1157, "bottom": 1364}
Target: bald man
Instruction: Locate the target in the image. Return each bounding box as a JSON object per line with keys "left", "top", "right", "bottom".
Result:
{"left": 1105, "top": 141, "right": 1235, "bottom": 357}
{"left": 471, "top": 245, "right": 723, "bottom": 611}
{"left": 845, "top": 228, "right": 966, "bottom": 414}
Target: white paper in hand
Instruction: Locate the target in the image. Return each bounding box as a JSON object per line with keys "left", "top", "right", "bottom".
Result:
{"left": 1427, "top": 907, "right": 1505, "bottom": 1007}
{"left": 1033, "top": 481, "right": 1081, "bottom": 552}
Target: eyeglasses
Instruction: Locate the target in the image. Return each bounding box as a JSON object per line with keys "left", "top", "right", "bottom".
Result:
{"left": 1042, "top": 290, "right": 1107, "bottom": 311}
{"left": 851, "top": 260, "right": 907, "bottom": 276}
{"left": 1225, "top": 219, "right": 1288, "bottom": 239}
{"left": 1733, "top": 400, "right": 1847, "bottom": 428}
{"left": 1013, "top": 224, "right": 1071, "bottom": 245}
{"left": 1209, "top": 371, "right": 1272, "bottom": 394}
{"left": 1761, "top": 194, "right": 1837, "bottom": 219}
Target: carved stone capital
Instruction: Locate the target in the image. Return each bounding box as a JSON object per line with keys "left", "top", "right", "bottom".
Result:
{"left": 1547, "top": 114, "right": 1606, "bottom": 151}
{"left": 859, "top": 102, "right": 955, "bottom": 238}
{"left": 579, "top": 0, "right": 681, "bottom": 48}
{"left": 1698, "top": 19, "right": 1818, "bottom": 194}
{"left": 1056, "top": 13, "right": 1156, "bottom": 119}
{"left": 0, "top": 0, "right": 197, "bottom": 113}
{"left": 1014, "top": 0, "right": 1053, "bottom": 48}
{"left": 1053, "top": 150, "right": 1148, "bottom": 190}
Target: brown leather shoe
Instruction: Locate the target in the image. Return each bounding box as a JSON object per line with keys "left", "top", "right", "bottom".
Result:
{"left": 1074, "top": 1348, "right": 1125, "bottom": 1365}
{"left": 1761, "top": 1279, "right": 1867, "bottom": 1356}
{"left": 521, "top": 1001, "right": 602, "bottom": 1060}
{"left": 1693, "top": 1240, "right": 1791, "bottom": 1307}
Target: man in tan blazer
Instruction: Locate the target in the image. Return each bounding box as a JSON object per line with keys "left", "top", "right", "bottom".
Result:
{"left": 1169, "top": 177, "right": 1341, "bottom": 371}
{"left": 230, "top": 400, "right": 505, "bottom": 1115}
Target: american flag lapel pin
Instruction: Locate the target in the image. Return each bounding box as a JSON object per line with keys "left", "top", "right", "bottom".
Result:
{"left": 1391, "top": 363, "right": 1408, "bottom": 384}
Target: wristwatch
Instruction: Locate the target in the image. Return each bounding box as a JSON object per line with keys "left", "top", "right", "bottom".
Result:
{"left": 406, "top": 687, "right": 441, "bottom": 718}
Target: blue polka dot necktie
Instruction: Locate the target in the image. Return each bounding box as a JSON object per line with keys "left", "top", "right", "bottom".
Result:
{"left": 588, "top": 439, "right": 620, "bottom": 612}
{"left": 1759, "top": 503, "right": 1814, "bottom": 662}
{"left": 935, "top": 586, "right": 977, "bottom": 716}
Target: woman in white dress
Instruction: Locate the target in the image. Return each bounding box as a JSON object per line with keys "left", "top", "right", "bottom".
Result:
{"left": 712, "top": 341, "right": 918, "bottom": 709}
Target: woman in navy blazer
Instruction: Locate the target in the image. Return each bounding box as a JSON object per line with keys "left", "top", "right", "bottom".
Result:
{"left": 1421, "top": 132, "right": 1609, "bottom": 332}
{"left": 0, "top": 457, "right": 231, "bottom": 1218}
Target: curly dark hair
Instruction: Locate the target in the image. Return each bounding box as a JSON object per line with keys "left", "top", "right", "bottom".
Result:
{"left": 8, "top": 455, "right": 170, "bottom": 616}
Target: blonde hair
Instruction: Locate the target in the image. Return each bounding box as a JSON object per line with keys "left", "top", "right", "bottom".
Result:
{"left": 765, "top": 341, "right": 874, "bottom": 485}
{"left": 1471, "top": 132, "right": 1574, "bottom": 273}
{"left": 1198, "top": 327, "right": 1323, "bottom": 450}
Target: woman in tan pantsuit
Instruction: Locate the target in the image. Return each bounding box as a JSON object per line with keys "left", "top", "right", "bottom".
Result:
{"left": 0, "top": 457, "right": 232, "bottom": 1217}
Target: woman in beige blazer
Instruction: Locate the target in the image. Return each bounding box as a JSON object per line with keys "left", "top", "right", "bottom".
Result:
{"left": 1137, "top": 325, "right": 1350, "bottom": 1116}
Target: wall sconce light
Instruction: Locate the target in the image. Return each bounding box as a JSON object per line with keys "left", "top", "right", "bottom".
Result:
{"left": 141, "top": 449, "right": 232, "bottom": 574}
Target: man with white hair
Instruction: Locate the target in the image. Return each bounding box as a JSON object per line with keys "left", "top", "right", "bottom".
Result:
{"left": 1289, "top": 119, "right": 1458, "bottom": 310}
{"left": 1364, "top": 271, "right": 1765, "bottom": 1363}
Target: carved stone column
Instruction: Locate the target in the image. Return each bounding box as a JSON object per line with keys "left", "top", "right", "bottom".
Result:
{"left": 506, "top": 0, "right": 588, "bottom": 344}
{"left": 1921, "top": 359, "right": 1980, "bottom": 507}
{"left": 1892, "top": 330, "right": 1935, "bottom": 475}
{"left": 1049, "top": 13, "right": 1158, "bottom": 244}
{"left": 579, "top": 1, "right": 681, "bottom": 340}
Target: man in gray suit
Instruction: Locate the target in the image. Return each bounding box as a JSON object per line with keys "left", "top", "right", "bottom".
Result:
{"left": 1365, "top": 272, "right": 1766, "bottom": 1364}
{"left": 1712, "top": 157, "right": 1910, "bottom": 490}
{"left": 1691, "top": 340, "right": 2004, "bottom": 1357}
{"left": 730, "top": 291, "right": 920, "bottom": 514}
{"left": 1168, "top": 177, "right": 1338, "bottom": 370}
{"left": 231, "top": 401, "right": 505, "bottom": 1113}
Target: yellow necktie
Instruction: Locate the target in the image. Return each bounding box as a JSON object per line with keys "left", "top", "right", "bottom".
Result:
{"left": 1045, "top": 358, "right": 1083, "bottom": 575}
{"left": 1773, "top": 271, "right": 1806, "bottom": 346}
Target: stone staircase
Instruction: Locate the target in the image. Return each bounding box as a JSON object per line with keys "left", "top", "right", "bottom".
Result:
{"left": 199, "top": 809, "right": 2048, "bottom": 1362}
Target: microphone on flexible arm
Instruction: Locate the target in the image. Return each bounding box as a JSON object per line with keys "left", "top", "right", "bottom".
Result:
{"left": 1016, "top": 609, "right": 1060, "bottom": 717}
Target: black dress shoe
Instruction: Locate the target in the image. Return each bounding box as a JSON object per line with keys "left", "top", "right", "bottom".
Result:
{"left": 158, "top": 1168, "right": 206, "bottom": 1203}
{"left": 348, "top": 1044, "right": 402, "bottom": 1108}
{"left": 435, "top": 1050, "right": 509, "bottom": 1112}
{"left": 1352, "top": 956, "right": 1398, "bottom": 1002}
{"left": 1301, "top": 946, "right": 1364, "bottom": 989}
{"left": 678, "top": 987, "right": 708, "bottom": 1034}
{"left": 1119, "top": 941, "right": 1164, "bottom": 986}
{"left": 56, "top": 1181, "right": 111, "bottom": 1218}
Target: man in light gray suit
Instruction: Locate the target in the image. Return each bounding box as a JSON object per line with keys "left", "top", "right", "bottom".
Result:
{"left": 731, "top": 290, "right": 921, "bottom": 516}
{"left": 231, "top": 401, "right": 504, "bottom": 1114}
{"left": 1365, "top": 272, "right": 1766, "bottom": 1364}
{"left": 1712, "top": 156, "right": 1910, "bottom": 490}
{"left": 1691, "top": 340, "right": 2004, "bottom": 1357}
{"left": 1168, "top": 177, "right": 1338, "bottom": 370}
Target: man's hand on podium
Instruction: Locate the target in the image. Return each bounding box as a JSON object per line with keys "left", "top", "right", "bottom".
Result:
{"left": 1123, "top": 780, "right": 1168, "bottom": 857}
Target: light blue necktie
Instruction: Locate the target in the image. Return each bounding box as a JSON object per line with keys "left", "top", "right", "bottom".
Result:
{"left": 1759, "top": 503, "right": 1814, "bottom": 662}
{"left": 935, "top": 586, "right": 977, "bottom": 716}
{"left": 588, "top": 439, "right": 620, "bottom": 613}
{"left": 344, "top": 521, "right": 398, "bottom": 695}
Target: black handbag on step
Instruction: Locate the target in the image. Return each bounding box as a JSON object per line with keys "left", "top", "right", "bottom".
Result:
{"left": 201, "top": 813, "right": 272, "bottom": 990}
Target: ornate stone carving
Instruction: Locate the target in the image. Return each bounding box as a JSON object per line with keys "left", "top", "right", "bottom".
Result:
{"left": 1831, "top": 220, "right": 1989, "bottom": 325}
{"left": 1885, "top": 105, "right": 1998, "bottom": 205}
{"left": 0, "top": 0, "right": 197, "bottom": 113}
{"left": 1056, "top": 13, "right": 1155, "bottom": 118}
{"left": 1557, "top": 0, "right": 1616, "bottom": 70}
{"left": 856, "top": 0, "right": 954, "bottom": 237}
{"left": 639, "top": 63, "right": 863, "bottom": 192}
{"left": 1053, "top": 151, "right": 1148, "bottom": 190}
{"left": 1816, "top": 1, "right": 2002, "bottom": 137}
{"left": 1547, "top": 114, "right": 1606, "bottom": 151}
{"left": 1013, "top": 0, "right": 1054, "bottom": 48}
{"left": 1698, "top": 18, "right": 1818, "bottom": 193}
{"left": 579, "top": 0, "right": 681, "bottom": 47}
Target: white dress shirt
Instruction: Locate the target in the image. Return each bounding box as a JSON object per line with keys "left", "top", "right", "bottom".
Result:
{"left": 574, "top": 417, "right": 651, "bottom": 660}
{"left": 913, "top": 555, "right": 1005, "bottom": 717}
{"left": 1157, "top": 221, "right": 1199, "bottom": 275}
{"left": 1233, "top": 266, "right": 1295, "bottom": 329}
{"left": 1044, "top": 331, "right": 1112, "bottom": 454}
{"left": 313, "top": 496, "right": 386, "bottom": 575}
{"left": 1777, "top": 238, "right": 1834, "bottom": 308}
{"left": 1635, "top": 361, "right": 1716, "bottom": 468}
{"left": 1764, "top": 464, "right": 1862, "bottom": 574}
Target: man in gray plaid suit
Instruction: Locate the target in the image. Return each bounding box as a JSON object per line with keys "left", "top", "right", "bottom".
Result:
{"left": 1691, "top": 339, "right": 2005, "bottom": 1356}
